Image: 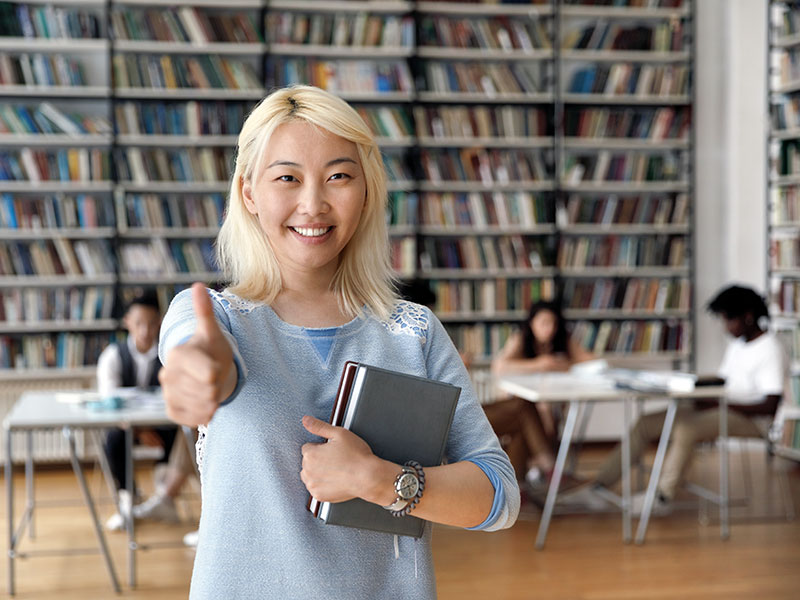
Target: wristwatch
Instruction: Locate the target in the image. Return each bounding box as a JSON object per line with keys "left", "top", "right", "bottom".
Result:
{"left": 382, "top": 466, "right": 419, "bottom": 512}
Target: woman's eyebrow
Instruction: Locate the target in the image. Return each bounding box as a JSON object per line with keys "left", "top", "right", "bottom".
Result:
{"left": 266, "top": 157, "right": 357, "bottom": 169}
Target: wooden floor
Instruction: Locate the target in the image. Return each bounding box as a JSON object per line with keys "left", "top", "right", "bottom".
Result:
{"left": 2, "top": 447, "right": 800, "bottom": 599}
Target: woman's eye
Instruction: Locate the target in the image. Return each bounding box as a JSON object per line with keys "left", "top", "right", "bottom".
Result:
{"left": 277, "top": 175, "right": 297, "bottom": 183}
{"left": 329, "top": 173, "right": 351, "bottom": 181}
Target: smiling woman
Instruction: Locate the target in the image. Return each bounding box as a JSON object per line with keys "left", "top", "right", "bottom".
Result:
{"left": 217, "top": 86, "right": 395, "bottom": 323}
{"left": 155, "top": 85, "right": 519, "bottom": 600}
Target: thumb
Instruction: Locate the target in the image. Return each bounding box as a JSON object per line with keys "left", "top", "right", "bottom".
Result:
{"left": 191, "top": 282, "right": 222, "bottom": 342}
{"left": 302, "top": 415, "right": 338, "bottom": 440}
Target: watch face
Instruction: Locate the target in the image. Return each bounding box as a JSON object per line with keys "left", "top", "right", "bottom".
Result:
{"left": 396, "top": 472, "right": 419, "bottom": 500}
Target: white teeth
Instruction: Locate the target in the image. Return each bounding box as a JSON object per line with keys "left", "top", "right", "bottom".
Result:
{"left": 292, "top": 226, "right": 330, "bottom": 237}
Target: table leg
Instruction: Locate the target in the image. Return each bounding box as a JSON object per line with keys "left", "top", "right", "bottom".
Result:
{"left": 64, "top": 427, "right": 121, "bottom": 594}
{"left": 719, "top": 395, "right": 729, "bottom": 540}
{"left": 621, "top": 397, "right": 632, "bottom": 543}
{"left": 635, "top": 398, "right": 678, "bottom": 544}
{"left": 25, "top": 432, "right": 34, "bottom": 540}
{"left": 536, "top": 400, "right": 579, "bottom": 550}
{"left": 6, "top": 428, "right": 15, "bottom": 596}
{"left": 90, "top": 430, "right": 120, "bottom": 507}
{"left": 125, "top": 426, "right": 136, "bottom": 589}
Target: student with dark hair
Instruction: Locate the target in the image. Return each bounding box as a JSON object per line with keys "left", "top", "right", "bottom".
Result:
{"left": 98, "top": 291, "right": 190, "bottom": 530}
{"left": 489, "top": 300, "right": 595, "bottom": 487}
{"left": 574, "top": 284, "right": 787, "bottom": 515}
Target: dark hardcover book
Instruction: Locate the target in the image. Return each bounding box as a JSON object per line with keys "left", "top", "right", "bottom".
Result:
{"left": 309, "top": 361, "right": 461, "bottom": 538}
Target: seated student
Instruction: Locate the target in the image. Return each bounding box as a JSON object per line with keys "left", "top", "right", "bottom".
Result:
{"left": 98, "top": 291, "right": 193, "bottom": 530}
{"left": 489, "top": 300, "right": 595, "bottom": 487}
{"left": 581, "top": 284, "right": 787, "bottom": 514}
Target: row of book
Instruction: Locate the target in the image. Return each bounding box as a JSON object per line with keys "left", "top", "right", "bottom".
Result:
{"left": 1, "top": 3, "right": 101, "bottom": 40}
{"left": 267, "top": 12, "right": 413, "bottom": 48}
{"left": 114, "top": 148, "right": 234, "bottom": 184}
{"left": 444, "top": 321, "right": 514, "bottom": 362}
{"left": 120, "top": 283, "right": 186, "bottom": 316}
{"left": 383, "top": 154, "right": 414, "bottom": 182}
{"left": 119, "top": 239, "right": 216, "bottom": 275}
{"left": 771, "top": 96, "right": 800, "bottom": 132}
{"left": 776, "top": 328, "right": 800, "bottom": 361}
{"left": 776, "top": 3, "right": 800, "bottom": 38}
{"left": 772, "top": 280, "right": 800, "bottom": 315}
{"left": 0, "top": 239, "right": 114, "bottom": 277}
{"left": 419, "top": 192, "right": 553, "bottom": 228}
{"left": 429, "top": 278, "right": 556, "bottom": 316}
{"left": 112, "top": 54, "right": 261, "bottom": 91}
{"left": 568, "top": 64, "right": 689, "bottom": 96}
{"left": 562, "top": 277, "right": 690, "bottom": 311}
{"left": 0, "top": 149, "right": 111, "bottom": 182}
{"left": 557, "top": 235, "right": 687, "bottom": 268}
{"left": 564, "top": 107, "right": 690, "bottom": 140}
{"left": 564, "top": 1, "right": 685, "bottom": 8}
{"left": 0, "top": 286, "right": 114, "bottom": 323}
{"left": 420, "top": 149, "right": 549, "bottom": 183}
{"left": 779, "top": 417, "right": 800, "bottom": 453}
{"left": 563, "top": 152, "right": 681, "bottom": 183}
{"left": 770, "top": 187, "right": 800, "bottom": 225}
{"left": 420, "top": 236, "right": 550, "bottom": 271}
{"left": 570, "top": 318, "right": 688, "bottom": 354}
{"left": 422, "top": 62, "right": 541, "bottom": 95}
{"left": 560, "top": 193, "right": 689, "bottom": 225}
{"left": 771, "top": 237, "right": 800, "bottom": 269}
{"left": 390, "top": 237, "right": 415, "bottom": 277}
{"left": 418, "top": 16, "right": 550, "bottom": 51}
{"left": 268, "top": 58, "right": 413, "bottom": 93}
{"left": 562, "top": 21, "right": 684, "bottom": 52}
{"left": 357, "top": 106, "right": 413, "bottom": 139}
{"left": 120, "top": 194, "right": 223, "bottom": 230}
{"left": 0, "top": 194, "right": 113, "bottom": 229}
{"left": 111, "top": 7, "right": 260, "bottom": 44}
{"left": 414, "top": 105, "right": 547, "bottom": 139}
{"left": 0, "top": 102, "right": 110, "bottom": 136}
{"left": 0, "top": 53, "right": 87, "bottom": 88}
{"left": 115, "top": 100, "right": 249, "bottom": 137}
{"left": 777, "top": 48, "right": 800, "bottom": 87}
{"left": 0, "top": 333, "right": 111, "bottom": 369}
{"left": 777, "top": 140, "right": 800, "bottom": 177}
{"left": 387, "top": 192, "right": 418, "bottom": 227}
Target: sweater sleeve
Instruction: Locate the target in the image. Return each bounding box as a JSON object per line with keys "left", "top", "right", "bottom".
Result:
{"left": 421, "top": 307, "right": 520, "bottom": 532}
{"left": 158, "top": 287, "right": 248, "bottom": 405}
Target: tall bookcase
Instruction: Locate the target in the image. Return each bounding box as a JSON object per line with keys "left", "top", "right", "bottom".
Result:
{"left": 0, "top": 0, "right": 696, "bottom": 383}
{"left": 767, "top": 0, "right": 800, "bottom": 461}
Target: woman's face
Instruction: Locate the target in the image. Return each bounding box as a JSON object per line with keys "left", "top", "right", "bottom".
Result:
{"left": 242, "top": 120, "right": 367, "bottom": 282}
{"left": 530, "top": 309, "right": 558, "bottom": 345}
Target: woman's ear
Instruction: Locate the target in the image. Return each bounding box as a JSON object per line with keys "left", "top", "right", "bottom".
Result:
{"left": 242, "top": 177, "right": 258, "bottom": 215}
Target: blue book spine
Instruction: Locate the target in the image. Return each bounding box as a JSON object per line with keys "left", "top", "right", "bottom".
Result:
{"left": 2, "top": 193, "right": 16, "bottom": 228}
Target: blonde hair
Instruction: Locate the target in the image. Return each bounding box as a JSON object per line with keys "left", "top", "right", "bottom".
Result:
{"left": 216, "top": 85, "right": 397, "bottom": 320}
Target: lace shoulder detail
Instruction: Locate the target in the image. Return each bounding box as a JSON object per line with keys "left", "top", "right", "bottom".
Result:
{"left": 208, "top": 289, "right": 261, "bottom": 315}
{"left": 195, "top": 424, "right": 207, "bottom": 478}
{"left": 381, "top": 300, "right": 429, "bottom": 345}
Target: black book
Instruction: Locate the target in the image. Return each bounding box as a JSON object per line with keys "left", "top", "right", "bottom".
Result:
{"left": 308, "top": 361, "right": 461, "bottom": 538}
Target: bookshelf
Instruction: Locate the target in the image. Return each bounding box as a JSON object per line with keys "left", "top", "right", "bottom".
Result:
{"left": 0, "top": 0, "right": 696, "bottom": 379}
{"left": 768, "top": 0, "right": 800, "bottom": 463}
{"left": 0, "top": 0, "right": 116, "bottom": 377}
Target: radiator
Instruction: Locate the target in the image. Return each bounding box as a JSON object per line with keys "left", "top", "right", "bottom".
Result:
{"left": 0, "top": 375, "right": 95, "bottom": 464}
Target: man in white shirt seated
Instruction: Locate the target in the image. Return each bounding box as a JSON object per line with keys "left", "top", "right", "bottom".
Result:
{"left": 568, "top": 285, "right": 787, "bottom": 515}
{"left": 98, "top": 291, "right": 192, "bottom": 530}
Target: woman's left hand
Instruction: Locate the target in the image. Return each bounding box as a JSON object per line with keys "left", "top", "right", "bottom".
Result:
{"left": 300, "top": 415, "right": 383, "bottom": 503}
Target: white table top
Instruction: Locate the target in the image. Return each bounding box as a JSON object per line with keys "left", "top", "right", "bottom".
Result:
{"left": 3, "top": 389, "right": 171, "bottom": 430}
{"left": 497, "top": 372, "right": 727, "bottom": 403}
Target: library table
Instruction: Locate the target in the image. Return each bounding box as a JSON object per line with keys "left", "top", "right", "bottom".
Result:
{"left": 3, "top": 389, "right": 185, "bottom": 595}
{"left": 496, "top": 372, "right": 729, "bottom": 549}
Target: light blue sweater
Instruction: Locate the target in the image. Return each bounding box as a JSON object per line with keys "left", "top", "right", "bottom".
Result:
{"left": 160, "top": 289, "right": 519, "bottom": 600}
